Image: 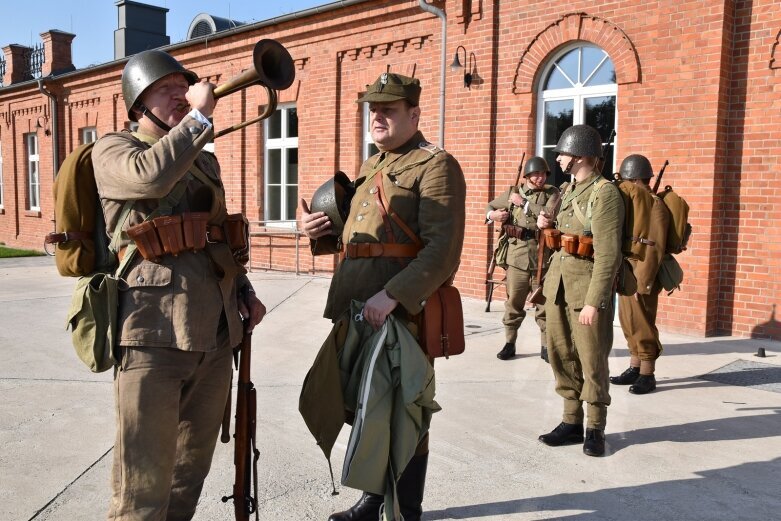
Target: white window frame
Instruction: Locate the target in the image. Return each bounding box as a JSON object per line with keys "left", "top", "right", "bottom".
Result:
{"left": 26, "top": 133, "right": 40, "bottom": 211}
{"left": 536, "top": 43, "right": 618, "bottom": 174}
{"left": 263, "top": 103, "right": 298, "bottom": 227}
{"left": 362, "top": 103, "right": 379, "bottom": 161}
{"left": 81, "top": 126, "right": 98, "bottom": 144}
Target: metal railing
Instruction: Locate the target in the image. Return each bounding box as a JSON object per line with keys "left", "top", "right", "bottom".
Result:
{"left": 247, "top": 221, "right": 305, "bottom": 275}
{"left": 23, "top": 44, "right": 44, "bottom": 80}
{"left": 0, "top": 56, "right": 5, "bottom": 86}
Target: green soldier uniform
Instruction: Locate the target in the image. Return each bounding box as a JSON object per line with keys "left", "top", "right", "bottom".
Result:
{"left": 538, "top": 125, "right": 624, "bottom": 457}
{"left": 306, "top": 73, "right": 465, "bottom": 521}
{"left": 93, "top": 50, "right": 257, "bottom": 520}
{"left": 613, "top": 154, "right": 671, "bottom": 394}
{"left": 486, "top": 157, "right": 559, "bottom": 361}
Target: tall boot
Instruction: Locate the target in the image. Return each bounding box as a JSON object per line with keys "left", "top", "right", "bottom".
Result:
{"left": 397, "top": 453, "right": 428, "bottom": 521}
{"left": 327, "top": 492, "right": 383, "bottom": 521}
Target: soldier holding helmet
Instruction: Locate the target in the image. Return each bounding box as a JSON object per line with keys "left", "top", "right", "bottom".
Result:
{"left": 486, "top": 157, "right": 559, "bottom": 362}
{"left": 536, "top": 124, "right": 623, "bottom": 457}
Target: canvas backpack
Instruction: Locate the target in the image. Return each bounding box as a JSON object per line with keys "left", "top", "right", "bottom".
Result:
{"left": 44, "top": 142, "right": 125, "bottom": 277}
{"left": 657, "top": 186, "right": 692, "bottom": 254}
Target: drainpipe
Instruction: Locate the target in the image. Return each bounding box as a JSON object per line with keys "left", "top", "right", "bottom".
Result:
{"left": 418, "top": 0, "right": 446, "bottom": 148}
{"left": 37, "top": 78, "right": 59, "bottom": 179}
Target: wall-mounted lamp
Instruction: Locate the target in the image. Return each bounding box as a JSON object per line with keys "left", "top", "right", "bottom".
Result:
{"left": 450, "top": 45, "right": 476, "bottom": 88}
{"left": 35, "top": 116, "right": 50, "bottom": 136}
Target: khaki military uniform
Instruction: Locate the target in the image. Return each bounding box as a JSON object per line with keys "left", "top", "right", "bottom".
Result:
{"left": 543, "top": 171, "right": 624, "bottom": 430}
{"left": 315, "top": 131, "right": 466, "bottom": 320}
{"left": 486, "top": 184, "right": 559, "bottom": 345}
{"left": 93, "top": 116, "right": 250, "bottom": 520}
{"left": 619, "top": 193, "right": 671, "bottom": 361}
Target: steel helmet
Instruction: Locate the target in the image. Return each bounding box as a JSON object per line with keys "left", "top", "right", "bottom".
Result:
{"left": 310, "top": 171, "right": 355, "bottom": 237}
{"left": 122, "top": 50, "right": 198, "bottom": 121}
{"left": 619, "top": 154, "right": 654, "bottom": 180}
{"left": 552, "top": 124, "right": 604, "bottom": 158}
{"left": 523, "top": 156, "right": 550, "bottom": 177}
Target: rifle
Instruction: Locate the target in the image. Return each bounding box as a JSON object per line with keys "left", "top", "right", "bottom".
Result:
{"left": 597, "top": 129, "right": 616, "bottom": 176}
{"left": 221, "top": 319, "right": 260, "bottom": 521}
{"left": 486, "top": 153, "right": 525, "bottom": 311}
{"left": 652, "top": 160, "right": 669, "bottom": 194}
{"left": 527, "top": 190, "right": 562, "bottom": 305}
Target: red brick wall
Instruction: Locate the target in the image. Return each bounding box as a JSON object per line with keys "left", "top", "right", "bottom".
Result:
{"left": 1, "top": 0, "right": 780, "bottom": 339}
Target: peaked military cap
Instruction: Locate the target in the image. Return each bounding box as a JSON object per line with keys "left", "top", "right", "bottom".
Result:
{"left": 357, "top": 73, "right": 421, "bottom": 106}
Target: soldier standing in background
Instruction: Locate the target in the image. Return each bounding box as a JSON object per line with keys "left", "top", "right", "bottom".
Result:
{"left": 612, "top": 154, "right": 670, "bottom": 394}
{"left": 486, "top": 157, "right": 559, "bottom": 362}
{"left": 536, "top": 125, "right": 624, "bottom": 457}
{"left": 299, "top": 72, "right": 466, "bottom": 521}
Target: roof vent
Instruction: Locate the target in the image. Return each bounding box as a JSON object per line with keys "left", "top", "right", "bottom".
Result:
{"left": 187, "top": 14, "right": 245, "bottom": 39}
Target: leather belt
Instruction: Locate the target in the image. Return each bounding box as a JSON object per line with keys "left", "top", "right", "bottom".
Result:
{"left": 44, "top": 231, "right": 91, "bottom": 244}
{"left": 503, "top": 225, "right": 536, "bottom": 241}
{"left": 344, "top": 242, "right": 421, "bottom": 259}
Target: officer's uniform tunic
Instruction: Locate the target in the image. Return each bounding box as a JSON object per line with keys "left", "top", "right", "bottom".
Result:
{"left": 93, "top": 115, "right": 250, "bottom": 520}
{"left": 486, "top": 184, "right": 559, "bottom": 345}
{"left": 543, "top": 170, "right": 624, "bottom": 430}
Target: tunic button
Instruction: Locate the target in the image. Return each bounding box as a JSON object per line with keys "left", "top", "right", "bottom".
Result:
{"left": 137, "top": 276, "right": 145, "bottom": 283}
{"left": 369, "top": 187, "right": 378, "bottom": 194}
{"left": 394, "top": 180, "right": 400, "bottom": 185}
{"left": 361, "top": 201, "right": 369, "bottom": 207}
{"left": 568, "top": 212, "right": 573, "bottom": 217}
{"left": 356, "top": 215, "right": 364, "bottom": 221}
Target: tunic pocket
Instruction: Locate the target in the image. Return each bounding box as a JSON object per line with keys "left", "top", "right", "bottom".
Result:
{"left": 119, "top": 262, "right": 175, "bottom": 346}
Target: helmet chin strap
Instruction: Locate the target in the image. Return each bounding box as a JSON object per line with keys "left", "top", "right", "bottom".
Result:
{"left": 139, "top": 105, "right": 172, "bottom": 133}
{"left": 564, "top": 156, "right": 579, "bottom": 175}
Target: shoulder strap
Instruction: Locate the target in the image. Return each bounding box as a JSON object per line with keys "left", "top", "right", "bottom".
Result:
{"left": 583, "top": 178, "right": 611, "bottom": 234}
{"left": 374, "top": 172, "right": 424, "bottom": 248}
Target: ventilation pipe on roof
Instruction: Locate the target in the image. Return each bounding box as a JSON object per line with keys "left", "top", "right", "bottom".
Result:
{"left": 418, "top": 0, "right": 446, "bottom": 148}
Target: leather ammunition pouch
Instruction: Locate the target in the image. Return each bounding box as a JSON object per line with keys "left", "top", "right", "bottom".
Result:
{"left": 545, "top": 230, "right": 595, "bottom": 259}
{"left": 502, "top": 225, "right": 536, "bottom": 241}
{"left": 543, "top": 228, "right": 561, "bottom": 250}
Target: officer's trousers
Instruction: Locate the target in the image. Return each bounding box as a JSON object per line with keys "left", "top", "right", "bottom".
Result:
{"left": 545, "top": 287, "right": 613, "bottom": 430}
{"left": 108, "top": 346, "right": 233, "bottom": 521}
{"left": 503, "top": 265, "right": 546, "bottom": 346}
{"left": 618, "top": 287, "right": 662, "bottom": 361}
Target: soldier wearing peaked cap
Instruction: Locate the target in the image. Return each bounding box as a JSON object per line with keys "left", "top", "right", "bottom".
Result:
{"left": 536, "top": 124, "right": 624, "bottom": 457}
{"left": 300, "top": 72, "right": 466, "bottom": 521}
{"left": 486, "top": 156, "right": 559, "bottom": 362}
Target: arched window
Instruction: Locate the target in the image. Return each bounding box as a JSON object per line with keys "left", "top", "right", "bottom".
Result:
{"left": 536, "top": 43, "right": 617, "bottom": 186}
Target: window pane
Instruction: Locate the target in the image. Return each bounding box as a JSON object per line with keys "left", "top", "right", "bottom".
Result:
{"left": 584, "top": 96, "right": 616, "bottom": 142}
{"left": 583, "top": 47, "right": 616, "bottom": 86}
{"left": 267, "top": 110, "right": 282, "bottom": 139}
{"left": 544, "top": 68, "right": 573, "bottom": 90}
{"left": 285, "top": 186, "right": 298, "bottom": 220}
{"left": 268, "top": 149, "right": 282, "bottom": 184}
{"left": 267, "top": 186, "right": 281, "bottom": 220}
{"left": 288, "top": 148, "right": 298, "bottom": 184}
{"left": 556, "top": 48, "right": 580, "bottom": 84}
{"left": 544, "top": 100, "right": 574, "bottom": 146}
{"left": 286, "top": 108, "right": 298, "bottom": 138}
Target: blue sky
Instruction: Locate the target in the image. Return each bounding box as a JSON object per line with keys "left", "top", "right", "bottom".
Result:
{"left": 0, "top": 0, "right": 333, "bottom": 68}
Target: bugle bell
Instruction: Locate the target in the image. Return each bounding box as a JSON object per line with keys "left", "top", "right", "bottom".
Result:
{"left": 212, "top": 39, "right": 296, "bottom": 138}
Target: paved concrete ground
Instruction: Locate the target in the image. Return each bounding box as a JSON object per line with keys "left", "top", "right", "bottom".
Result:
{"left": 1, "top": 256, "right": 780, "bottom": 521}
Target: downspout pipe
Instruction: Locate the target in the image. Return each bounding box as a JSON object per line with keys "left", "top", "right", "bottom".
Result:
{"left": 37, "top": 78, "right": 58, "bottom": 180}
{"left": 418, "top": 0, "right": 446, "bottom": 148}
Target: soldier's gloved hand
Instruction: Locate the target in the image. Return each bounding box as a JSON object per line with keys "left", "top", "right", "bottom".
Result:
{"left": 299, "top": 198, "right": 332, "bottom": 239}
{"left": 363, "top": 289, "right": 398, "bottom": 330}
{"left": 537, "top": 210, "right": 553, "bottom": 229}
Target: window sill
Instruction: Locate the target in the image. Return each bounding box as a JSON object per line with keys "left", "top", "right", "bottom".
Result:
{"left": 25, "top": 210, "right": 41, "bottom": 218}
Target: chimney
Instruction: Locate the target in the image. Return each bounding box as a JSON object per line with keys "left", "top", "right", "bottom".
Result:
{"left": 40, "top": 30, "right": 76, "bottom": 76}
{"left": 114, "top": 0, "right": 170, "bottom": 60}
{"left": 2, "top": 44, "right": 32, "bottom": 85}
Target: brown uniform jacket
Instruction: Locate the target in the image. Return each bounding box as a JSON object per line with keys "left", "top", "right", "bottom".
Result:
{"left": 543, "top": 171, "right": 624, "bottom": 309}
{"left": 92, "top": 116, "right": 249, "bottom": 351}
{"left": 315, "top": 131, "right": 466, "bottom": 319}
{"left": 486, "top": 184, "right": 560, "bottom": 270}
{"left": 631, "top": 194, "right": 671, "bottom": 294}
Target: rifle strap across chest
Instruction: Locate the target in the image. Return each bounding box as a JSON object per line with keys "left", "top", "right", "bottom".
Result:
{"left": 374, "top": 171, "right": 424, "bottom": 249}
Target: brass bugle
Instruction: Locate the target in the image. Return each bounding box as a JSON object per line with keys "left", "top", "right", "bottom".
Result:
{"left": 212, "top": 39, "right": 295, "bottom": 139}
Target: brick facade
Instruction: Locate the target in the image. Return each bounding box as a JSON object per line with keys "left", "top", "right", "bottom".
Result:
{"left": 1, "top": 0, "right": 780, "bottom": 339}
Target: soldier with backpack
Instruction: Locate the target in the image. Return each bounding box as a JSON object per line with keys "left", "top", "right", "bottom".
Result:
{"left": 536, "top": 124, "right": 624, "bottom": 457}
{"left": 91, "top": 50, "right": 266, "bottom": 519}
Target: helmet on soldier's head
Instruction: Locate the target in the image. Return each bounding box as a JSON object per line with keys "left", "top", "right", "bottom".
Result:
{"left": 552, "top": 124, "right": 603, "bottom": 159}
{"left": 122, "top": 50, "right": 198, "bottom": 121}
{"left": 619, "top": 154, "right": 653, "bottom": 180}
{"left": 523, "top": 156, "right": 550, "bottom": 177}
{"left": 310, "top": 171, "right": 355, "bottom": 237}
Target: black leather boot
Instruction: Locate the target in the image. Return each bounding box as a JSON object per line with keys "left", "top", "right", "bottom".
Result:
{"left": 540, "top": 345, "right": 549, "bottom": 363}
{"left": 610, "top": 366, "right": 640, "bottom": 385}
{"left": 539, "top": 422, "right": 584, "bottom": 446}
{"left": 629, "top": 374, "right": 657, "bottom": 394}
{"left": 583, "top": 428, "right": 606, "bottom": 456}
{"left": 397, "top": 453, "right": 428, "bottom": 521}
{"left": 328, "top": 492, "right": 383, "bottom": 521}
{"left": 496, "top": 343, "right": 516, "bottom": 360}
